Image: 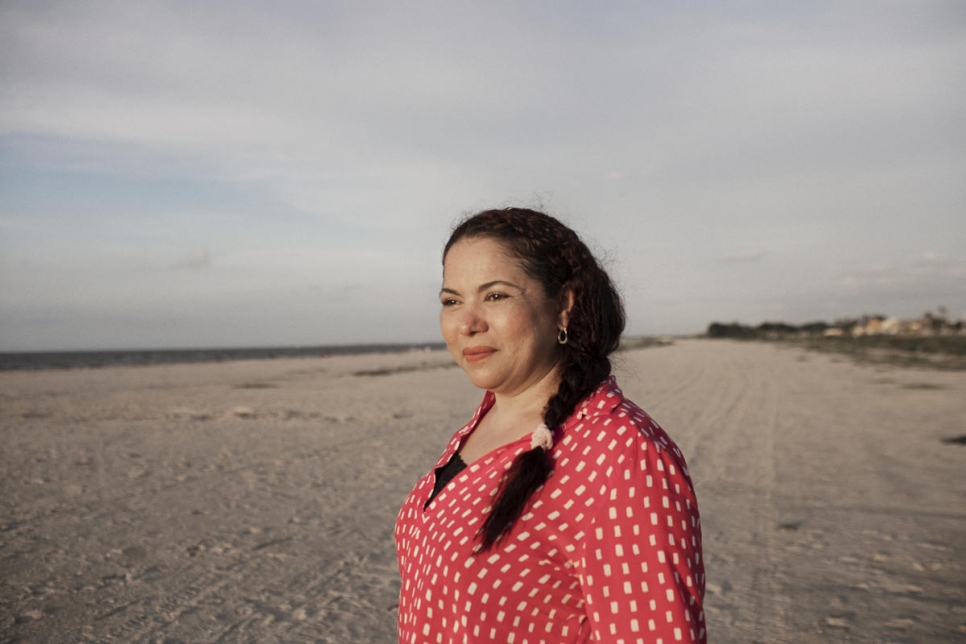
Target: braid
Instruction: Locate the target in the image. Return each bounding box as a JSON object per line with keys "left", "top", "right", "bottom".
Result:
{"left": 448, "top": 208, "right": 625, "bottom": 551}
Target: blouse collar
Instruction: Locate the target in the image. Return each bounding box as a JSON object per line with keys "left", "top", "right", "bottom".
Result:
{"left": 439, "top": 376, "right": 623, "bottom": 468}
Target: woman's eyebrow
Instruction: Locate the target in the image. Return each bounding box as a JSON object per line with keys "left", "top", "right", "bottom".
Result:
{"left": 439, "top": 280, "right": 524, "bottom": 297}
{"left": 478, "top": 280, "right": 523, "bottom": 292}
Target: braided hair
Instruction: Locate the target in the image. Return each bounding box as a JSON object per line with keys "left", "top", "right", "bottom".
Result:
{"left": 443, "top": 208, "right": 625, "bottom": 550}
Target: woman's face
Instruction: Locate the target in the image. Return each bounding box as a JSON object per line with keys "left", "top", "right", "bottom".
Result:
{"left": 440, "top": 237, "right": 569, "bottom": 397}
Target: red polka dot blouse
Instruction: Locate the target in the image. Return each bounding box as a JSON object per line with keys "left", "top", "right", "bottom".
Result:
{"left": 395, "top": 377, "right": 706, "bottom": 643}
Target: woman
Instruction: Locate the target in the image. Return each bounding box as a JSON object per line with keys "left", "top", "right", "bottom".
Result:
{"left": 395, "top": 208, "right": 706, "bottom": 643}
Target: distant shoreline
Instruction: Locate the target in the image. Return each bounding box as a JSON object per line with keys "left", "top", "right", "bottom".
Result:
{"left": 0, "top": 334, "right": 686, "bottom": 372}
{"left": 0, "top": 342, "right": 448, "bottom": 372}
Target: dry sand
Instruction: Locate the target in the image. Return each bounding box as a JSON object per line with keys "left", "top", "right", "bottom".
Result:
{"left": 1, "top": 339, "right": 964, "bottom": 643}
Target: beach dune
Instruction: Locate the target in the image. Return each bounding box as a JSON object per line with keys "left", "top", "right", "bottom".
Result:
{"left": 1, "top": 340, "right": 964, "bottom": 642}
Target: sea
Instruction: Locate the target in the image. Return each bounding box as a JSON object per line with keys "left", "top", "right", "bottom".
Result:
{"left": 0, "top": 343, "right": 447, "bottom": 372}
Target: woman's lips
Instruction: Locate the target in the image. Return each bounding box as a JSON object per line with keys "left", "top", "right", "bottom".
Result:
{"left": 463, "top": 347, "right": 496, "bottom": 363}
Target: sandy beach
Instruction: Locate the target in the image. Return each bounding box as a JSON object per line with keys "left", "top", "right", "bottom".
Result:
{"left": 1, "top": 339, "right": 964, "bottom": 643}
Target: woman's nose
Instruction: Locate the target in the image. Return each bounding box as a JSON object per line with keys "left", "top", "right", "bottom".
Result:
{"left": 458, "top": 308, "right": 488, "bottom": 335}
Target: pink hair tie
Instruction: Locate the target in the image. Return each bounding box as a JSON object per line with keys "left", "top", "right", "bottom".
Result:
{"left": 531, "top": 423, "right": 554, "bottom": 451}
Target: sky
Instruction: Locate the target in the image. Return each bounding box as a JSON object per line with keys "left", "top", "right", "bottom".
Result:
{"left": 1, "top": 1, "right": 964, "bottom": 351}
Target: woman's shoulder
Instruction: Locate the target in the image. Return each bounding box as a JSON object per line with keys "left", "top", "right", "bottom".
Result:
{"left": 555, "top": 376, "right": 687, "bottom": 471}
{"left": 562, "top": 376, "right": 661, "bottom": 439}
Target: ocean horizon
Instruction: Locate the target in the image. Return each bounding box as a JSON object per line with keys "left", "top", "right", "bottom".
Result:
{"left": 0, "top": 342, "right": 449, "bottom": 372}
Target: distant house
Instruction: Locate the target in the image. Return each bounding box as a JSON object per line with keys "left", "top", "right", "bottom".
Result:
{"left": 900, "top": 319, "right": 925, "bottom": 335}
{"left": 850, "top": 316, "right": 900, "bottom": 337}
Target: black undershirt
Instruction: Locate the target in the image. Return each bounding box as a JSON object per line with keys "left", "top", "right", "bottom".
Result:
{"left": 426, "top": 453, "right": 467, "bottom": 506}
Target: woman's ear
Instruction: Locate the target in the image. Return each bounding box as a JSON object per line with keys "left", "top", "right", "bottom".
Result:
{"left": 558, "top": 287, "right": 575, "bottom": 329}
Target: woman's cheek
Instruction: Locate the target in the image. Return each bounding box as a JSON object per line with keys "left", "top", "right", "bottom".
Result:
{"left": 440, "top": 313, "right": 464, "bottom": 359}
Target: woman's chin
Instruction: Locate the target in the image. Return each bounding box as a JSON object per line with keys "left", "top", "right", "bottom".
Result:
{"left": 463, "top": 368, "right": 500, "bottom": 392}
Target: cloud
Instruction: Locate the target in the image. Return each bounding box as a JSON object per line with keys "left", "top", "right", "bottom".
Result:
{"left": 1, "top": 1, "right": 964, "bottom": 349}
{"left": 836, "top": 253, "right": 966, "bottom": 317}
{"left": 719, "top": 251, "right": 766, "bottom": 262}
{"left": 171, "top": 248, "right": 211, "bottom": 270}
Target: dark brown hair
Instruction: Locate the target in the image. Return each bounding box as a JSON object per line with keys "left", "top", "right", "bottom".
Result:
{"left": 444, "top": 207, "right": 625, "bottom": 550}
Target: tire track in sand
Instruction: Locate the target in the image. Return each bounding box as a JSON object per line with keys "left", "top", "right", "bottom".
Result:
{"left": 620, "top": 340, "right": 789, "bottom": 641}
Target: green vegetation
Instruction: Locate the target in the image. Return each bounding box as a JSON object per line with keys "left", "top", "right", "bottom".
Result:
{"left": 788, "top": 336, "right": 966, "bottom": 371}
{"left": 706, "top": 311, "right": 966, "bottom": 371}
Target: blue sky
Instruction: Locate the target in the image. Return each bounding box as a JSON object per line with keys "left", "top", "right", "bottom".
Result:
{"left": 1, "top": 1, "right": 964, "bottom": 351}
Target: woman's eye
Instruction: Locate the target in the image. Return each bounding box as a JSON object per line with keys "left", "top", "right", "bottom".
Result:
{"left": 441, "top": 298, "right": 458, "bottom": 307}
{"left": 485, "top": 292, "right": 508, "bottom": 302}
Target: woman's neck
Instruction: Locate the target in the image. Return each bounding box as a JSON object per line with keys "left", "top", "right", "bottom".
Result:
{"left": 458, "top": 362, "right": 563, "bottom": 465}
{"left": 489, "top": 361, "right": 562, "bottom": 426}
